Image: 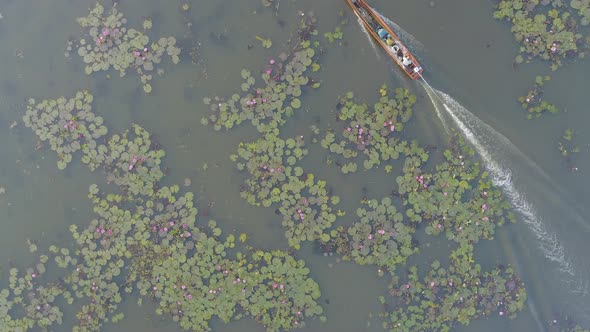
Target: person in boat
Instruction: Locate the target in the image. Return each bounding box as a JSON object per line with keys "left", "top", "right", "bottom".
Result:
{"left": 402, "top": 56, "right": 412, "bottom": 67}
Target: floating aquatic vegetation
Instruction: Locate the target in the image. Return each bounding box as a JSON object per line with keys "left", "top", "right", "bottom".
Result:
{"left": 244, "top": 250, "right": 324, "bottom": 330}
{"left": 382, "top": 244, "right": 526, "bottom": 331}
{"left": 67, "top": 3, "right": 181, "bottom": 93}
{"left": 571, "top": 0, "right": 590, "bottom": 25}
{"left": 0, "top": 260, "right": 70, "bottom": 331}
{"left": 203, "top": 15, "right": 320, "bottom": 133}
{"left": 7, "top": 88, "right": 327, "bottom": 331}
{"left": 324, "top": 27, "right": 343, "bottom": 43}
{"left": 320, "top": 85, "right": 425, "bottom": 173}
{"left": 232, "top": 132, "right": 308, "bottom": 207}
{"left": 493, "top": 1, "right": 584, "bottom": 69}
{"left": 97, "top": 124, "right": 166, "bottom": 198}
{"left": 518, "top": 75, "right": 559, "bottom": 118}
{"left": 232, "top": 132, "right": 338, "bottom": 249}
{"left": 256, "top": 35, "right": 274, "bottom": 49}
{"left": 396, "top": 132, "right": 515, "bottom": 244}
{"left": 22, "top": 91, "right": 108, "bottom": 170}
{"left": 276, "top": 172, "right": 339, "bottom": 249}
{"left": 322, "top": 197, "right": 417, "bottom": 273}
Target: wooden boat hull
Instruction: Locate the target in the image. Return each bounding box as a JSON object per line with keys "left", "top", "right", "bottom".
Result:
{"left": 345, "top": 0, "right": 423, "bottom": 80}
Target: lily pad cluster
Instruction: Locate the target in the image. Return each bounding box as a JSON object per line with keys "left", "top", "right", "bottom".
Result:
{"left": 396, "top": 132, "right": 515, "bottom": 244}
{"left": 22, "top": 91, "right": 108, "bottom": 170}
{"left": 149, "top": 246, "right": 323, "bottom": 331}
{"left": 571, "top": 0, "right": 590, "bottom": 25}
{"left": 321, "top": 197, "right": 417, "bottom": 273}
{"left": 320, "top": 86, "right": 425, "bottom": 173}
{"left": 232, "top": 132, "right": 339, "bottom": 249}
{"left": 232, "top": 132, "right": 308, "bottom": 207}
{"left": 493, "top": 0, "right": 584, "bottom": 69}
{"left": 202, "top": 14, "right": 320, "bottom": 133}
{"left": 0, "top": 259, "right": 71, "bottom": 331}
{"left": 518, "top": 75, "right": 559, "bottom": 118}
{"left": 96, "top": 125, "right": 166, "bottom": 197}
{"left": 3, "top": 90, "right": 327, "bottom": 331}
{"left": 67, "top": 3, "right": 181, "bottom": 93}
{"left": 382, "top": 244, "right": 526, "bottom": 331}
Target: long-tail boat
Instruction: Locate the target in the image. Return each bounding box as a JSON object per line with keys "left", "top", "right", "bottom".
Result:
{"left": 346, "top": 0, "right": 424, "bottom": 80}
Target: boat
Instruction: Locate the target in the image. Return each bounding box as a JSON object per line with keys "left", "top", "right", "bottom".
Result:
{"left": 345, "top": 0, "right": 423, "bottom": 80}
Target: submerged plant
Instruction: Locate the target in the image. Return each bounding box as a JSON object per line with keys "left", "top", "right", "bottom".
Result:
{"left": 67, "top": 3, "right": 181, "bottom": 93}
{"left": 558, "top": 128, "right": 581, "bottom": 171}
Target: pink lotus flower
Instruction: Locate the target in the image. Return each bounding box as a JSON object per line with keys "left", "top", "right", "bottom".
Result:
{"left": 269, "top": 59, "right": 275, "bottom": 64}
{"left": 367, "top": 234, "right": 373, "bottom": 240}
{"left": 377, "top": 229, "right": 385, "bottom": 235}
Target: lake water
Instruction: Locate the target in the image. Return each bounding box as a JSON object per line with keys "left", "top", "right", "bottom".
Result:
{"left": 0, "top": 0, "right": 589, "bottom": 331}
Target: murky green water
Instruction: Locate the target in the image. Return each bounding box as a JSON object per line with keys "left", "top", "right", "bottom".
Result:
{"left": 0, "top": 0, "right": 589, "bottom": 331}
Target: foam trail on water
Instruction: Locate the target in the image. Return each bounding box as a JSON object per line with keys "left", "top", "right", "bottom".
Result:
{"left": 357, "top": 18, "right": 380, "bottom": 55}
{"left": 421, "top": 79, "right": 450, "bottom": 134}
{"left": 437, "top": 90, "right": 590, "bottom": 233}
{"left": 420, "top": 82, "right": 580, "bottom": 280}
